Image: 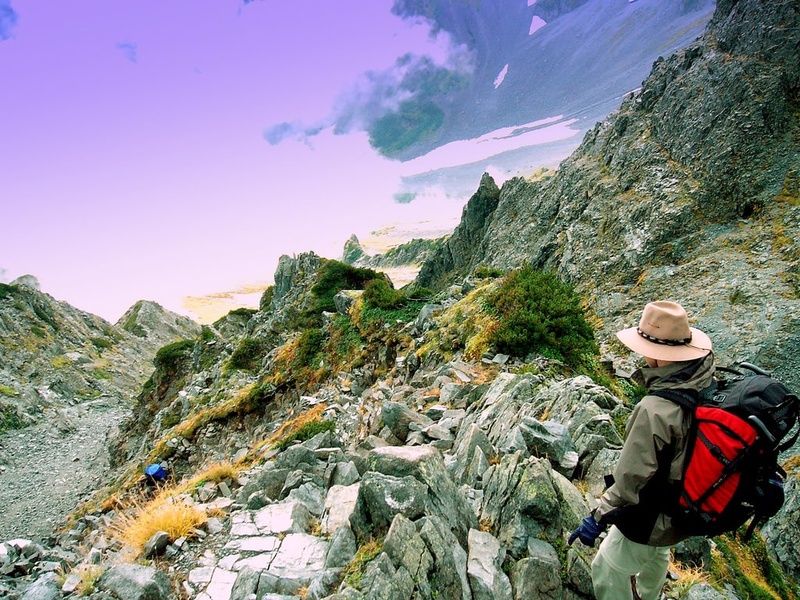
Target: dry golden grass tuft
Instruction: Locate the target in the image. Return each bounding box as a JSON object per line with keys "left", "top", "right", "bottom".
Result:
{"left": 113, "top": 495, "right": 207, "bottom": 555}
{"left": 479, "top": 517, "right": 493, "bottom": 533}
{"left": 784, "top": 454, "right": 800, "bottom": 477}
{"left": 74, "top": 565, "right": 105, "bottom": 597}
{"left": 297, "top": 586, "right": 309, "bottom": 600}
{"left": 667, "top": 560, "right": 709, "bottom": 599}
{"left": 488, "top": 454, "right": 501, "bottom": 466}
{"left": 574, "top": 480, "right": 590, "bottom": 495}
{"left": 181, "top": 461, "right": 238, "bottom": 493}
{"left": 309, "top": 517, "right": 323, "bottom": 537}
{"left": 250, "top": 404, "right": 328, "bottom": 456}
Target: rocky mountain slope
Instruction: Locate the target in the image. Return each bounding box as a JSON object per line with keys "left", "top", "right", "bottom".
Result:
{"left": 0, "top": 277, "right": 201, "bottom": 542}
{"left": 1, "top": 245, "right": 796, "bottom": 600}
{"left": 0, "top": 278, "right": 200, "bottom": 432}
{"left": 1, "top": 2, "right": 799, "bottom": 599}
{"left": 418, "top": 0, "right": 800, "bottom": 388}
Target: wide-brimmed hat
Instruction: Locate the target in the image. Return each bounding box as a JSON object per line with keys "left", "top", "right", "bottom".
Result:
{"left": 616, "top": 301, "right": 712, "bottom": 362}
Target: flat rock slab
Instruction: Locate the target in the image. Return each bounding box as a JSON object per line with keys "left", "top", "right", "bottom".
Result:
{"left": 204, "top": 568, "right": 238, "bottom": 600}
{"left": 253, "top": 501, "right": 311, "bottom": 534}
{"left": 268, "top": 533, "right": 328, "bottom": 576}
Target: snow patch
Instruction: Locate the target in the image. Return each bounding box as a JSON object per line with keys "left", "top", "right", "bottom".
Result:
{"left": 493, "top": 64, "right": 509, "bottom": 89}
{"left": 527, "top": 0, "right": 537, "bottom": 6}
{"left": 529, "top": 15, "right": 546, "bottom": 35}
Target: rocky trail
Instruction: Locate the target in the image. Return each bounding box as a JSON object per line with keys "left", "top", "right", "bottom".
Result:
{"left": 0, "top": 399, "right": 126, "bottom": 542}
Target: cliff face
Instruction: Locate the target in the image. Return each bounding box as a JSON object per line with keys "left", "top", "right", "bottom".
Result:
{"left": 418, "top": 0, "right": 800, "bottom": 386}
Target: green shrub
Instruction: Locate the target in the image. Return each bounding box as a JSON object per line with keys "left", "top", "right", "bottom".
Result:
{"left": 31, "top": 325, "right": 47, "bottom": 338}
{"left": 92, "top": 369, "right": 113, "bottom": 381}
{"left": 259, "top": 286, "right": 275, "bottom": 312}
{"left": 403, "top": 284, "right": 434, "bottom": 301}
{"left": 227, "top": 337, "right": 266, "bottom": 372}
{"left": 309, "top": 260, "right": 383, "bottom": 316}
{"left": 90, "top": 336, "right": 115, "bottom": 350}
{"left": 0, "top": 283, "right": 17, "bottom": 300}
{"left": 473, "top": 265, "right": 505, "bottom": 279}
{"left": 0, "top": 404, "right": 23, "bottom": 433}
{"left": 51, "top": 355, "right": 71, "bottom": 369}
{"left": 274, "top": 419, "right": 335, "bottom": 450}
{"left": 486, "top": 266, "right": 597, "bottom": 367}
{"left": 294, "top": 328, "right": 325, "bottom": 370}
{"left": 363, "top": 278, "right": 405, "bottom": 309}
{"left": 228, "top": 307, "right": 257, "bottom": 319}
{"left": 154, "top": 340, "right": 195, "bottom": 371}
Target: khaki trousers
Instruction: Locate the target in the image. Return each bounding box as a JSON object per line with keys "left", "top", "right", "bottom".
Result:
{"left": 590, "top": 526, "right": 671, "bottom": 600}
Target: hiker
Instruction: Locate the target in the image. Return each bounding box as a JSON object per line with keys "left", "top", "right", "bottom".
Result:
{"left": 569, "top": 301, "right": 715, "bottom": 600}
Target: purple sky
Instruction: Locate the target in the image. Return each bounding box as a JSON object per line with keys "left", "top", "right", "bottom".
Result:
{"left": 1, "top": 0, "right": 476, "bottom": 320}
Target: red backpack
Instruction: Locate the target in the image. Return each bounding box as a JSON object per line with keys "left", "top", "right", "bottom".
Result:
{"left": 653, "top": 363, "right": 799, "bottom": 538}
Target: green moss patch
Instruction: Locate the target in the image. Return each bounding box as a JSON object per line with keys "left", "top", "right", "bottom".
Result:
{"left": 227, "top": 337, "right": 267, "bottom": 372}
{"left": 342, "top": 538, "right": 384, "bottom": 589}
{"left": 154, "top": 339, "right": 195, "bottom": 371}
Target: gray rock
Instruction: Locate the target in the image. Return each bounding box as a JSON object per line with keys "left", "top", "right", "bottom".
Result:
{"left": 480, "top": 454, "right": 562, "bottom": 557}
{"left": 763, "top": 474, "right": 800, "bottom": 579}
{"left": 334, "top": 290, "right": 364, "bottom": 315}
{"left": 359, "top": 553, "right": 414, "bottom": 600}
{"left": 253, "top": 501, "right": 311, "bottom": 534}
{"left": 143, "top": 531, "right": 170, "bottom": 558}
{"left": 286, "top": 482, "right": 326, "bottom": 516}
{"left": 517, "top": 417, "right": 579, "bottom": 475}
{"left": 237, "top": 467, "right": 290, "bottom": 503}
{"left": 451, "top": 424, "right": 496, "bottom": 484}
{"left": 369, "top": 445, "right": 477, "bottom": 546}
{"left": 21, "top": 575, "right": 61, "bottom": 600}
{"left": 99, "top": 564, "right": 172, "bottom": 600}
{"left": 467, "top": 529, "right": 512, "bottom": 600}
{"left": 511, "top": 539, "right": 562, "bottom": 599}
{"left": 684, "top": 583, "right": 735, "bottom": 600}
{"left": 382, "top": 514, "right": 434, "bottom": 596}
{"left": 325, "top": 524, "right": 358, "bottom": 569}
{"left": 231, "top": 567, "right": 260, "bottom": 600}
{"left": 331, "top": 461, "right": 361, "bottom": 487}
{"left": 350, "top": 472, "right": 426, "bottom": 541}
{"left": 276, "top": 445, "right": 318, "bottom": 471}
{"left": 417, "top": 515, "right": 472, "bottom": 600}
{"left": 380, "top": 401, "right": 434, "bottom": 442}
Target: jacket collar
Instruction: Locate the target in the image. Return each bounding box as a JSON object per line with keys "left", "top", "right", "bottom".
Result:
{"left": 634, "top": 353, "right": 716, "bottom": 394}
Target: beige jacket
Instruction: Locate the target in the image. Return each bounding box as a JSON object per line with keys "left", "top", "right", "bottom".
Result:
{"left": 594, "top": 355, "right": 716, "bottom": 546}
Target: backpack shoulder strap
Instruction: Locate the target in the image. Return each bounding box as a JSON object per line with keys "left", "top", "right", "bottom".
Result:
{"left": 649, "top": 388, "right": 699, "bottom": 411}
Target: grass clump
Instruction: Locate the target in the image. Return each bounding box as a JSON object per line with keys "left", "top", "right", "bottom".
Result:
{"left": 50, "top": 355, "right": 71, "bottom": 369}
{"left": 114, "top": 495, "right": 207, "bottom": 555}
{"left": 666, "top": 561, "right": 709, "bottom": 599}
{"left": 709, "top": 533, "right": 799, "bottom": 600}
{"left": 73, "top": 565, "right": 104, "bottom": 597}
{"left": 90, "top": 336, "right": 115, "bottom": 350}
{"left": 0, "top": 384, "right": 19, "bottom": 397}
{"left": 343, "top": 539, "right": 383, "bottom": 589}
{"left": 154, "top": 339, "right": 194, "bottom": 371}
{"left": 182, "top": 461, "right": 240, "bottom": 492}
{"left": 227, "top": 337, "right": 267, "bottom": 372}
{"left": 275, "top": 419, "right": 335, "bottom": 451}
{"left": 0, "top": 283, "right": 18, "bottom": 300}
{"left": 485, "top": 265, "right": 597, "bottom": 368}
{"left": 92, "top": 368, "right": 113, "bottom": 381}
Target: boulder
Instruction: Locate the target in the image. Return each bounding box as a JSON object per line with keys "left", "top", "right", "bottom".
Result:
{"left": 359, "top": 552, "right": 414, "bottom": 600}
{"left": 467, "top": 529, "right": 512, "bottom": 600}
{"left": 322, "top": 483, "right": 361, "bottom": 535}
{"left": 417, "top": 516, "right": 472, "bottom": 600}
{"left": 383, "top": 514, "right": 434, "bottom": 597}
{"left": 324, "top": 524, "right": 358, "bottom": 569}
{"left": 480, "top": 454, "right": 562, "bottom": 557}
{"left": 21, "top": 575, "right": 61, "bottom": 600}
{"left": 369, "top": 446, "right": 477, "bottom": 545}
{"left": 763, "top": 474, "right": 800, "bottom": 579}
{"left": 253, "top": 501, "right": 311, "bottom": 535}
{"left": 143, "top": 531, "right": 170, "bottom": 559}
{"left": 381, "top": 402, "right": 434, "bottom": 442}
{"left": 350, "top": 472, "right": 426, "bottom": 541}
{"left": 99, "top": 564, "right": 172, "bottom": 600}
{"left": 511, "top": 539, "right": 562, "bottom": 599}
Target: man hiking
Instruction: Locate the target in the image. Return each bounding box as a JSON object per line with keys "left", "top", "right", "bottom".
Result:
{"left": 568, "top": 301, "right": 715, "bottom": 600}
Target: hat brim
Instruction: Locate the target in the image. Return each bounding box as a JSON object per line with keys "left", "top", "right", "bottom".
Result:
{"left": 616, "top": 327, "right": 712, "bottom": 362}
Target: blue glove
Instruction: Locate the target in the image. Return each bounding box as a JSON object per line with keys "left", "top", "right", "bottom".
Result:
{"left": 568, "top": 514, "right": 604, "bottom": 547}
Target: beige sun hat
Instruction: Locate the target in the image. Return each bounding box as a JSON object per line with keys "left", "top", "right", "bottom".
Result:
{"left": 616, "top": 301, "right": 712, "bottom": 362}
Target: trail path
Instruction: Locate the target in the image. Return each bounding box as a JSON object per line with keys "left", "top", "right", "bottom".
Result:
{"left": 0, "top": 399, "right": 126, "bottom": 542}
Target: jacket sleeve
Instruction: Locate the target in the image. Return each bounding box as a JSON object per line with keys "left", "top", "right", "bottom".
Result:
{"left": 594, "top": 395, "right": 683, "bottom": 524}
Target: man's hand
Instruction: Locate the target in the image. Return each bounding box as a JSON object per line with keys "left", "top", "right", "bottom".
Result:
{"left": 568, "top": 514, "right": 604, "bottom": 547}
